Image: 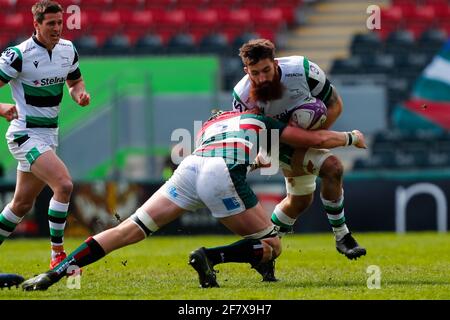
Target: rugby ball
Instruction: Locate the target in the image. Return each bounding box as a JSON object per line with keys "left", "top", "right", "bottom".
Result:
{"left": 290, "top": 98, "right": 327, "bottom": 130}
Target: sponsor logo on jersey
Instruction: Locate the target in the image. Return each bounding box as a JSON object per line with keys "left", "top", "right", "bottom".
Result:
{"left": 33, "top": 61, "right": 39, "bottom": 68}
{"left": 310, "top": 65, "right": 320, "bottom": 75}
{"left": 57, "top": 42, "right": 72, "bottom": 47}
{"left": 168, "top": 186, "right": 178, "bottom": 198}
{"left": 23, "top": 46, "right": 36, "bottom": 54}
{"left": 222, "top": 197, "right": 241, "bottom": 211}
{"left": 35, "top": 76, "right": 66, "bottom": 86}
{"left": 285, "top": 73, "right": 302, "bottom": 77}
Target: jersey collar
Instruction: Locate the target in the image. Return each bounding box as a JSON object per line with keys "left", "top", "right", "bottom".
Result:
{"left": 32, "top": 33, "right": 55, "bottom": 60}
{"left": 32, "top": 33, "right": 48, "bottom": 49}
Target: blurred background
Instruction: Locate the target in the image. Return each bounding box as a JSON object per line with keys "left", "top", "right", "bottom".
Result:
{"left": 0, "top": 0, "right": 449, "bottom": 238}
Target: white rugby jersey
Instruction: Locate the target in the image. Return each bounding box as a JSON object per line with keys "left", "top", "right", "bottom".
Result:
{"left": 0, "top": 35, "right": 80, "bottom": 139}
{"left": 232, "top": 56, "right": 333, "bottom": 123}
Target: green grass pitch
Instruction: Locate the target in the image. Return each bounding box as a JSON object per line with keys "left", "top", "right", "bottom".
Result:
{"left": 1, "top": 232, "right": 449, "bottom": 300}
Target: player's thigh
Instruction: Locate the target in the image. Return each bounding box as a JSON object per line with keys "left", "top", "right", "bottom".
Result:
{"left": 140, "top": 190, "right": 186, "bottom": 227}
{"left": 30, "top": 150, "right": 72, "bottom": 187}
{"left": 160, "top": 155, "right": 204, "bottom": 214}
{"left": 197, "top": 158, "right": 257, "bottom": 220}
{"left": 219, "top": 202, "right": 274, "bottom": 238}
{"left": 281, "top": 145, "right": 333, "bottom": 177}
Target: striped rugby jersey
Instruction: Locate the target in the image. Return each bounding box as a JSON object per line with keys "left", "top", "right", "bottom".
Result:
{"left": 193, "top": 111, "right": 286, "bottom": 165}
{"left": 232, "top": 56, "right": 333, "bottom": 123}
{"left": 0, "top": 35, "right": 81, "bottom": 138}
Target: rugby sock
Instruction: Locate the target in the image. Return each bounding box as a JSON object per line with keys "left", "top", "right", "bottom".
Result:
{"left": 204, "top": 239, "right": 264, "bottom": 266}
{"left": 0, "top": 205, "right": 22, "bottom": 245}
{"left": 321, "top": 191, "right": 349, "bottom": 241}
{"left": 48, "top": 198, "right": 69, "bottom": 257}
{"left": 50, "top": 236, "right": 105, "bottom": 281}
{"left": 271, "top": 205, "right": 296, "bottom": 231}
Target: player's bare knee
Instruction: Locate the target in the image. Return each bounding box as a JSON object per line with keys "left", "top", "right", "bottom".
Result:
{"left": 55, "top": 179, "right": 73, "bottom": 197}
{"left": 117, "top": 221, "right": 145, "bottom": 245}
{"left": 319, "top": 156, "right": 343, "bottom": 181}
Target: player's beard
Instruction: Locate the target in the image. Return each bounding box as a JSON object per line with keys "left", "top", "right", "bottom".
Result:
{"left": 250, "top": 74, "right": 285, "bottom": 103}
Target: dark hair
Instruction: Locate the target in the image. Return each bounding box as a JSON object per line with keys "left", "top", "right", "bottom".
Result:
{"left": 32, "top": 1, "right": 63, "bottom": 24}
{"left": 239, "top": 39, "right": 276, "bottom": 66}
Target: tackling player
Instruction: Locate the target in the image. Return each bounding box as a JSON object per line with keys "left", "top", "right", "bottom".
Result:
{"left": 22, "top": 109, "right": 366, "bottom": 290}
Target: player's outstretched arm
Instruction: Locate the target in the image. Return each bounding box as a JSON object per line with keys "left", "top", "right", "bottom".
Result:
{"left": 280, "top": 126, "right": 366, "bottom": 149}
{"left": 66, "top": 77, "right": 90, "bottom": 107}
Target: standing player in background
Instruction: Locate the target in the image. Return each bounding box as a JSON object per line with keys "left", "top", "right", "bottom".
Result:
{"left": 21, "top": 109, "right": 366, "bottom": 291}
{"left": 232, "top": 39, "right": 366, "bottom": 279}
{"left": 0, "top": 1, "right": 90, "bottom": 268}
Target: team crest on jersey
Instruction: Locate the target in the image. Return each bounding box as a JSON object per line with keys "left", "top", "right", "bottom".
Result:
{"left": 310, "top": 64, "right": 320, "bottom": 75}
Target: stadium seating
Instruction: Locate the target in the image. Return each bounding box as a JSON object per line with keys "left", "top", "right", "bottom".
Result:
{"left": 335, "top": 0, "right": 450, "bottom": 171}
{"left": 0, "top": 0, "right": 304, "bottom": 60}
{"left": 354, "top": 130, "right": 450, "bottom": 170}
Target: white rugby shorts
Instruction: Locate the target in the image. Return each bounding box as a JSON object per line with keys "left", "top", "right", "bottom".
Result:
{"left": 161, "top": 155, "right": 258, "bottom": 218}
{"left": 6, "top": 130, "right": 56, "bottom": 172}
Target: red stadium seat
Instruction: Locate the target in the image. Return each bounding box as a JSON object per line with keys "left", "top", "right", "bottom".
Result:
{"left": 3, "top": 13, "right": 26, "bottom": 34}
{"left": 381, "top": 7, "right": 403, "bottom": 29}
{"left": 220, "top": 8, "right": 251, "bottom": 28}
{"left": 154, "top": 9, "right": 187, "bottom": 33}
{"left": 124, "top": 10, "right": 155, "bottom": 31}
{"left": 144, "top": 0, "right": 174, "bottom": 10}
{"left": 79, "top": 0, "right": 111, "bottom": 9}
{"left": 395, "top": 3, "right": 417, "bottom": 20}
{"left": 176, "top": 0, "right": 207, "bottom": 10}
{"left": 0, "top": 34, "right": 13, "bottom": 48}
{"left": 254, "top": 28, "right": 276, "bottom": 42}
{"left": 276, "top": 0, "right": 303, "bottom": 26}
{"left": 254, "top": 8, "right": 286, "bottom": 31}
{"left": 406, "top": 5, "right": 435, "bottom": 25}
{"left": 111, "top": 0, "right": 145, "bottom": 10}
{"left": 58, "top": 0, "right": 80, "bottom": 9}
{"left": 239, "top": 0, "right": 273, "bottom": 8}
{"left": 15, "top": 0, "right": 40, "bottom": 12}
{"left": 432, "top": 4, "right": 450, "bottom": 24}
{"left": 206, "top": 0, "right": 240, "bottom": 10}
{"left": 96, "top": 11, "right": 123, "bottom": 31}
{"left": 186, "top": 9, "right": 220, "bottom": 31}
{"left": 407, "top": 23, "right": 430, "bottom": 40}
{"left": 0, "top": 0, "right": 13, "bottom": 9}
{"left": 391, "top": 0, "right": 419, "bottom": 5}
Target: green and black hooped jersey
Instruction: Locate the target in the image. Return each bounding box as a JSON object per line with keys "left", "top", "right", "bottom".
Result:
{"left": 232, "top": 56, "right": 333, "bottom": 123}
{"left": 0, "top": 35, "right": 81, "bottom": 140}
{"left": 193, "top": 111, "right": 287, "bottom": 165}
